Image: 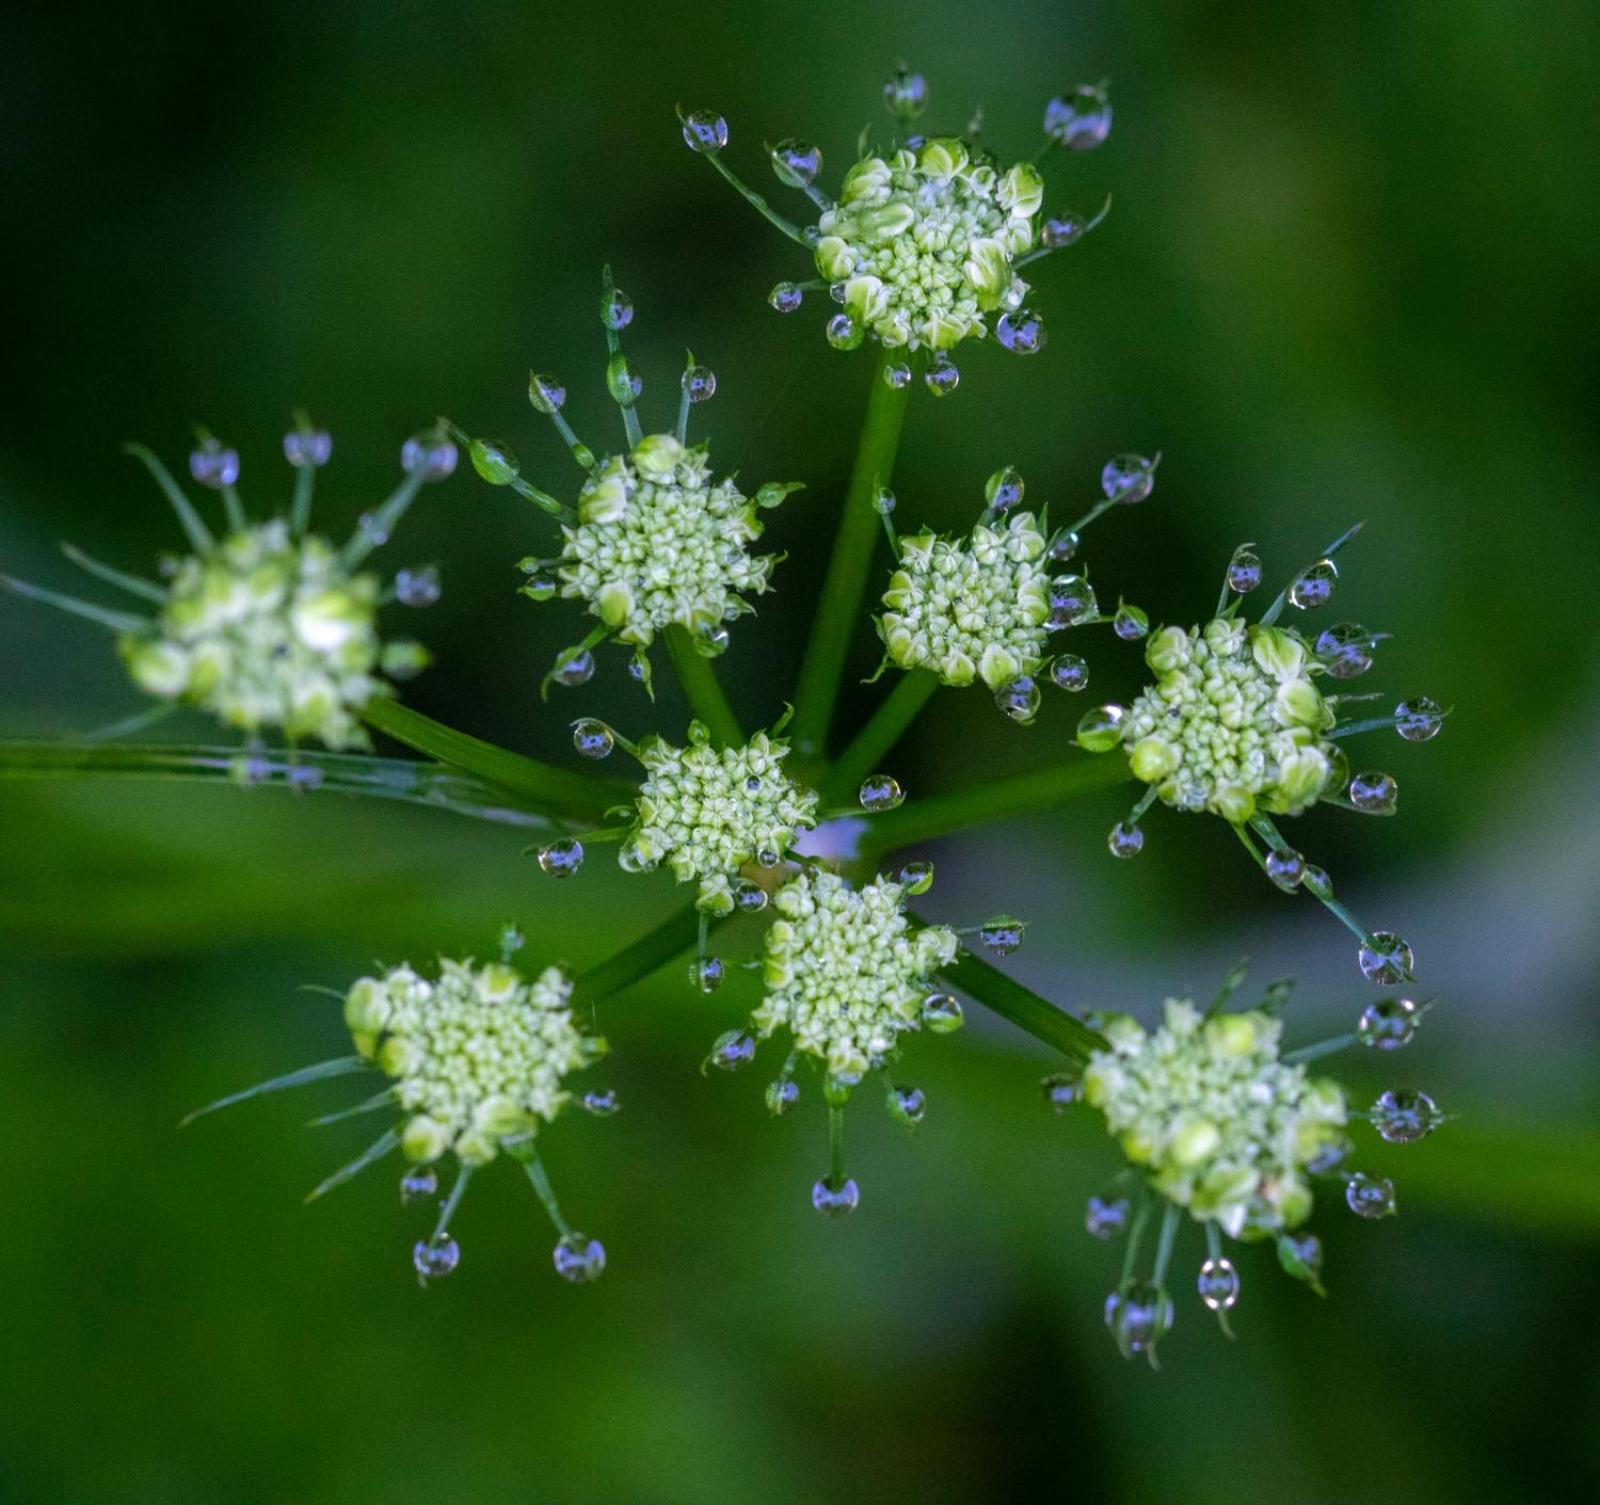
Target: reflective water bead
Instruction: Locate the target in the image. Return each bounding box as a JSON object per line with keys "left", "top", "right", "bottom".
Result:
{"left": 468, "top": 437, "right": 519, "bottom": 487}
{"left": 1045, "top": 85, "right": 1113, "bottom": 150}
{"left": 828, "top": 282, "right": 849, "bottom": 305}
{"left": 552, "top": 1232, "right": 606, "bottom": 1282}
{"left": 1358, "top": 931, "right": 1414, "bottom": 985}
{"left": 283, "top": 426, "right": 332, "bottom": 468}
{"left": 920, "top": 993, "right": 964, "bottom": 1033}
{"left": 552, "top": 649, "right": 595, "bottom": 687}
{"left": 1049, "top": 576, "right": 1098, "bottom": 628}
{"left": 680, "top": 365, "right": 716, "bottom": 404}
{"left": 996, "top": 308, "right": 1046, "bottom": 354}
{"left": 1107, "top": 822, "right": 1144, "bottom": 859}
{"left": 1048, "top": 528, "right": 1081, "bottom": 563}
{"left": 1315, "top": 622, "right": 1374, "bottom": 679}
{"left": 1288, "top": 559, "right": 1338, "bottom": 610}
{"left": 1226, "top": 546, "right": 1263, "bottom": 594}
{"left": 812, "top": 1176, "right": 861, "bottom": 1216}
{"left": 995, "top": 675, "right": 1041, "bottom": 724}
{"left": 582, "top": 1089, "right": 621, "bottom": 1116}
{"left": 825, "top": 312, "right": 863, "bottom": 351}
{"left": 883, "top": 360, "right": 912, "bottom": 389}
{"left": 1349, "top": 771, "right": 1398, "bottom": 815}
{"left": 606, "top": 354, "right": 642, "bottom": 405}
{"left": 1264, "top": 847, "right": 1306, "bottom": 891}
{"left": 924, "top": 357, "right": 960, "bottom": 396}
{"left": 1373, "top": 1087, "right": 1442, "bottom": 1144}
{"left": 897, "top": 859, "right": 935, "bottom": 895}
{"left": 571, "top": 718, "right": 614, "bottom": 759}
{"left": 1041, "top": 1071, "right": 1081, "bottom": 1111}
{"left": 733, "top": 879, "right": 769, "bottom": 913}
{"left": 691, "top": 956, "right": 725, "bottom": 994}
{"left": 537, "top": 837, "right": 584, "bottom": 878}
{"left": 617, "top": 841, "right": 656, "bottom": 875}
{"left": 1085, "top": 1194, "right": 1130, "bottom": 1239}
{"left": 707, "top": 1030, "right": 756, "bottom": 1070}
{"left": 872, "top": 486, "right": 897, "bottom": 516}
{"left": 883, "top": 67, "right": 928, "bottom": 120}
{"left": 889, "top": 1086, "right": 927, "bottom": 1126}
{"left": 1076, "top": 703, "right": 1126, "bottom": 752}
{"left": 858, "top": 774, "right": 905, "bottom": 812}
{"left": 1301, "top": 864, "right": 1334, "bottom": 901}
{"left": 1197, "top": 1257, "right": 1240, "bottom": 1311}
{"left": 401, "top": 432, "right": 458, "bottom": 481}
{"left": 285, "top": 763, "right": 325, "bottom": 791}
{"left": 1276, "top": 1231, "right": 1324, "bottom": 1287}
{"left": 399, "top": 1167, "right": 438, "bottom": 1204}
{"left": 698, "top": 622, "right": 730, "bottom": 657}
{"left": 979, "top": 916, "right": 1026, "bottom": 955}
{"left": 1042, "top": 214, "right": 1087, "bottom": 249}
{"left": 1050, "top": 654, "right": 1089, "bottom": 692}
{"left": 1100, "top": 453, "right": 1155, "bottom": 504}
{"left": 528, "top": 373, "right": 567, "bottom": 413}
{"left": 765, "top": 1078, "right": 800, "bottom": 1115}
{"left": 1306, "top": 1134, "right": 1353, "bottom": 1177}
{"left": 1113, "top": 604, "right": 1149, "bottom": 640}
{"left": 756, "top": 846, "right": 782, "bottom": 869}
{"left": 1345, "top": 1172, "right": 1397, "bottom": 1218}
{"left": 1360, "top": 996, "right": 1419, "bottom": 1050}
{"left": 521, "top": 572, "right": 558, "bottom": 602}
{"left": 1104, "top": 1281, "right": 1171, "bottom": 1358}
{"left": 413, "top": 1233, "right": 460, "bottom": 1281}
{"left": 1395, "top": 696, "right": 1444, "bottom": 743}
{"left": 770, "top": 137, "right": 822, "bottom": 188}
{"left": 680, "top": 110, "right": 728, "bottom": 153}
{"left": 769, "top": 282, "right": 804, "bottom": 314}
{"left": 189, "top": 438, "right": 240, "bottom": 489}
{"left": 985, "top": 466, "right": 1025, "bottom": 513}
{"left": 394, "top": 565, "right": 441, "bottom": 607}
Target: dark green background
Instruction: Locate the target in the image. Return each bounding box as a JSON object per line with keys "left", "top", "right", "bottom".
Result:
{"left": 2, "top": 2, "right": 1597, "bottom": 1501}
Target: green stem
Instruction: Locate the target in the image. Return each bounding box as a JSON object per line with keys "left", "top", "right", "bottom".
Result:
{"left": 819, "top": 670, "right": 939, "bottom": 807}
{"left": 573, "top": 901, "right": 722, "bottom": 1007}
{"left": 933, "top": 942, "right": 1108, "bottom": 1063}
{"left": 340, "top": 471, "right": 427, "bottom": 568}
{"left": 859, "top": 754, "right": 1134, "bottom": 856}
{"left": 433, "top": 1165, "right": 473, "bottom": 1240}
{"left": 663, "top": 624, "right": 743, "bottom": 746}
{"left": 790, "top": 347, "right": 911, "bottom": 761}
{"left": 523, "top": 1150, "right": 571, "bottom": 1237}
{"left": 828, "top": 1102, "right": 846, "bottom": 1186}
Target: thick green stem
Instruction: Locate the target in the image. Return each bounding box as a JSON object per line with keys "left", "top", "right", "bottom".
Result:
{"left": 663, "top": 624, "right": 743, "bottom": 747}
{"left": 790, "top": 348, "right": 911, "bottom": 761}
{"left": 819, "top": 670, "right": 939, "bottom": 807}
{"left": 933, "top": 942, "right": 1108, "bottom": 1063}
{"left": 573, "top": 901, "right": 721, "bottom": 1007}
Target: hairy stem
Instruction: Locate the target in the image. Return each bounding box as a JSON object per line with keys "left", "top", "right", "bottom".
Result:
{"left": 663, "top": 624, "right": 743, "bottom": 747}
{"left": 819, "top": 669, "right": 939, "bottom": 807}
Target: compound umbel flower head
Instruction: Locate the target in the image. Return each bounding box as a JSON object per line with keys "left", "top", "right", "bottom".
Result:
{"left": 454, "top": 268, "right": 803, "bottom": 696}
{"left": 1061, "top": 965, "right": 1441, "bottom": 1364}
{"left": 0, "top": 418, "right": 449, "bottom": 748}
{"left": 1075, "top": 524, "right": 1447, "bottom": 982}
{"left": 681, "top": 67, "right": 1113, "bottom": 394}
{"left": 182, "top": 937, "right": 613, "bottom": 1287}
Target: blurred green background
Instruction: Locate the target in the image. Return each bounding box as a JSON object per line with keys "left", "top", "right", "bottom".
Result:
{"left": 3, "top": 1, "right": 1598, "bottom": 1500}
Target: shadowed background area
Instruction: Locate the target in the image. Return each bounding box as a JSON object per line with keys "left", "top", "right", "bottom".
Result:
{"left": 2, "top": 1, "right": 1598, "bottom": 1501}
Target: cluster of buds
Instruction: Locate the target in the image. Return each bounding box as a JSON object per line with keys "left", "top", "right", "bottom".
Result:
{"left": 0, "top": 421, "right": 451, "bottom": 747}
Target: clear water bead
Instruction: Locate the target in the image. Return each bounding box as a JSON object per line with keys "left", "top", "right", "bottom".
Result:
{"left": 189, "top": 438, "right": 240, "bottom": 490}
{"left": 1100, "top": 454, "right": 1156, "bottom": 504}
{"left": 825, "top": 312, "right": 862, "bottom": 350}
{"left": 399, "top": 1167, "right": 438, "bottom": 1203}
{"left": 1076, "top": 703, "right": 1125, "bottom": 752}
{"left": 1301, "top": 864, "right": 1334, "bottom": 901}
{"left": 606, "top": 354, "right": 642, "bottom": 405}
{"left": 1395, "top": 697, "right": 1444, "bottom": 742}
{"left": 883, "top": 67, "right": 928, "bottom": 120}
{"left": 468, "top": 438, "right": 519, "bottom": 486}
{"left": 680, "top": 110, "right": 728, "bottom": 153}
{"left": 552, "top": 1232, "right": 606, "bottom": 1282}
{"left": 1360, "top": 996, "right": 1419, "bottom": 1050}
{"left": 1277, "top": 1231, "right": 1324, "bottom": 1287}
{"left": 681, "top": 365, "right": 717, "bottom": 403}
{"left": 1113, "top": 604, "right": 1149, "bottom": 640}
{"left": 521, "top": 571, "right": 557, "bottom": 602}
{"left": 986, "top": 466, "right": 1025, "bottom": 513}
{"left": 1104, "top": 1281, "right": 1171, "bottom": 1358}
{"left": 897, "top": 859, "right": 935, "bottom": 895}
{"left": 995, "top": 676, "right": 1041, "bottom": 724}
{"left": 1041, "top": 1071, "right": 1081, "bottom": 1111}
{"left": 996, "top": 308, "right": 1046, "bottom": 354}
{"left": 920, "top": 993, "right": 964, "bottom": 1033}
{"left": 1050, "top": 654, "right": 1089, "bottom": 692}
{"left": 1288, "top": 559, "right": 1338, "bottom": 610}
{"left": 883, "top": 360, "right": 912, "bottom": 389}
{"left": 924, "top": 357, "right": 960, "bottom": 397}
{"left": 1373, "top": 1087, "right": 1442, "bottom": 1143}
{"left": 1085, "top": 1194, "right": 1130, "bottom": 1239}
{"left": 979, "top": 916, "right": 1026, "bottom": 955}
{"left": 1345, "top": 1172, "right": 1397, "bottom": 1218}
{"left": 528, "top": 373, "right": 566, "bottom": 413}
{"left": 552, "top": 649, "right": 595, "bottom": 687}
{"left": 1042, "top": 214, "right": 1087, "bottom": 249}
{"left": 412, "top": 1233, "right": 460, "bottom": 1282}
{"left": 872, "top": 486, "right": 897, "bottom": 516}
{"left": 395, "top": 566, "right": 441, "bottom": 607}
{"left": 1264, "top": 847, "right": 1306, "bottom": 891}
{"left": 765, "top": 1078, "right": 800, "bottom": 1115}
{"left": 1226, "top": 546, "right": 1263, "bottom": 594}
{"left": 707, "top": 1030, "right": 756, "bottom": 1071}
{"left": 1359, "top": 931, "right": 1414, "bottom": 985}
{"left": 733, "top": 879, "right": 769, "bottom": 913}
{"left": 571, "top": 719, "right": 614, "bottom": 759}
{"left": 859, "top": 774, "right": 905, "bottom": 812}
{"left": 285, "top": 763, "right": 325, "bottom": 791}
{"left": 401, "top": 433, "right": 458, "bottom": 481}
{"left": 889, "top": 1086, "right": 927, "bottom": 1125}
{"left": 1349, "top": 771, "right": 1398, "bottom": 815}
{"left": 1048, "top": 528, "right": 1081, "bottom": 563}
{"left": 691, "top": 956, "right": 725, "bottom": 994}
{"left": 770, "top": 138, "right": 822, "bottom": 187}
{"left": 1107, "top": 822, "right": 1144, "bottom": 859}
{"left": 582, "top": 1089, "right": 621, "bottom": 1116}
{"left": 1045, "top": 85, "right": 1113, "bottom": 150}
{"left": 1197, "top": 1257, "right": 1240, "bottom": 1310}
{"left": 769, "top": 282, "right": 804, "bottom": 314}
{"left": 1315, "top": 622, "right": 1374, "bottom": 679}
{"left": 537, "top": 838, "right": 584, "bottom": 878}
{"left": 1049, "top": 576, "right": 1098, "bottom": 628}
{"left": 812, "top": 1176, "right": 861, "bottom": 1217}
{"left": 283, "top": 426, "right": 332, "bottom": 468}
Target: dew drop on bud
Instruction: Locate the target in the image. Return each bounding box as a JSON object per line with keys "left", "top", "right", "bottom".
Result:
{"left": 1107, "top": 822, "right": 1144, "bottom": 859}
{"left": 284, "top": 426, "right": 332, "bottom": 469}
{"left": 1104, "top": 1281, "right": 1171, "bottom": 1359}
{"left": 522, "top": 572, "right": 558, "bottom": 603}
{"left": 1113, "top": 604, "right": 1149, "bottom": 640}
{"left": 765, "top": 1078, "right": 799, "bottom": 1115}
{"left": 401, "top": 432, "right": 458, "bottom": 481}
{"left": 825, "top": 312, "right": 863, "bottom": 351}
{"left": 1076, "top": 703, "right": 1126, "bottom": 752}
{"left": 697, "top": 622, "right": 730, "bottom": 658}
{"left": 1372, "top": 1087, "right": 1441, "bottom": 1143}
{"left": 985, "top": 466, "right": 1025, "bottom": 513}
{"left": 552, "top": 649, "right": 595, "bottom": 687}
{"left": 1045, "top": 84, "right": 1112, "bottom": 150}
{"left": 1301, "top": 863, "right": 1334, "bottom": 900}
{"left": 1359, "top": 931, "right": 1414, "bottom": 985}
{"left": 680, "top": 110, "right": 728, "bottom": 153}
{"left": 1277, "top": 1231, "right": 1324, "bottom": 1288}
{"left": 395, "top": 566, "right": 441, "bottom": 607}
{"left": 733, "top": 879, "right": 769, "bottom": 913}
{"left": 770, "top": 137, "right": 823, "bottom": 187}
{"left": 537, "top": 837, "right": 584, "bottom": 878}
{"left": 1306, "top": 1134, "right": 1353, "bottom": 1177}
{"left": 1049, "top": 576, "right": 1099, "bottom": 628}
{"left": 1041, "top": 1071, "right": 1081, "bottom": 1111}
{"left": 812, "top": 1176, "right": 861, "bottom": 1216}
{"left": 769, "top": 282, "right": 804, "bottom": 314}
{"left": 552, "top": 1232, "right": 606, "bottom": 1282}
{"left": 1315, "top": 622, "right": 1373, "bottom": 678}
{"left": 189, "top": 438, "right": 240, "bottom": 490}
{"left": 1100, "top": 453, "right": 1156, "bottom": 504}
{"left": 706, "top": 1030, "right": 756, "bottom": 1071}
{"left": 1359, "top": 996, "right": 1418, "bottom": 1050}
{"left": 1197, "top": 1257, "right": 1240, "bottom": 1310}
{"left": 1085, "top": 1194, "right": 1130, "bottom": 1239}
{"left": 889, "top": 1085, "right": 927, "bottom": 1125}
{"left": 1226, "top": 546, "right": 1263, "bottom": 594}
{"left": 399, "top": 1167, "right": 438, "bottom": 1204}
{"left": 413, "top": 1233, "right": 460, "bottom": 1282}
{"left": 1050, "top": 654, "right": 1089, "bottom": 692}
{"left": 571, "top": 718, "right": 614, "bottom": 759}
{"left": 872, "top": 486, "right": 896, "bottom": 516}
{"left": 924, "top": 356, "right": 960, "bottom": 396}
{"left": 468, "top": 437, "right": 519, "bottom": 487}
{"left": 756, "top": 846, "right": 782, "bottom": 869}
{"left": 858, "top": 774, "right": 904, "bottom": 812}
{"left": 1288, "top": 559, "right": 1338, "bottom": 610}
{"left": 1048, "top": 528, "right": 1081, "bottom": 563}
{"left": 883, "top": 67, "right": 928, "bottom": 121}
{"left": 606, "top": 354, "right": 642, "bottom": 405}
{"left": 1345, "top": 1171, "right": 1397, "bottom": 1218}
{"left": 1042, "top": 214, "right": 1087, "bottom": 249}
{"left": 1395, "top": 697, "right": 1444, "bottom": 743}
{"left": 690, "top": 956, "right": 725, "bottom": 994}
{"left": 897, "top": 858, "right": 934, "bottom": 895}
{"left": 680, "top": 365, "right": 717, "bottom": 403}
{"left": 1349, "top": 771, "right": 1398, "bottom": 814}
{"left": 581, "top": 1089, "right": 621, "bottom": 1117}
{"left": 979, "top": 916, "right": 1026, "bottom": 955}
{"left": 1264, "top": 847, "right": 1306, "bottom": 891}
{"left": 883, "top": 360, "right": 912, "bottom": 389}
{"left": 996, "top": 308, "right": 1046, "bottom": 354}
{"left": 995, "top": 676, "right": 1041, "bottom": 724}
{"left": 528, "top": 373, "right": 566, "bottom": 413}
{"left": 920, "top": 992, "right": 964, "bottom": 1033}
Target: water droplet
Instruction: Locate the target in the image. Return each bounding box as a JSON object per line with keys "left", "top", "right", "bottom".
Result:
{"left": 825, "top": 312, "right": 863, "bottom": 350}
{"left": 883, "top": 67, "right": 928, "bottom": 120}
{"left": 765, "top": 1078, "right": 800, "bottom": 1116}
{"left": 1395, "top": 696, "right": 1444, "bottom": 743}
{"left": 605, "top": 354, "right": 642, "bottom": 406}
{"left": 189, "top": 438, "right": 240, "bottom": 490}
{"left": 996, "top": 308, "right": 1046, "bottom": 354}
{"left": 400, "top": 1167, "right": 438, "bottom": 1203}
{"left": 1041, "top": 1071, "right": 1081, "bottom": 1111}
{"left": 979, "top": 916, "right": 1026, "bottom": 956}
{"left": 769, "top": 282, "right": 804, "bottom": 314}
{"left": 1277, "top": 1231, "right": 1324, "bottom": 1288}
{"left": 1104, "top": 1280, "right": 1171, "bottom": 1359}
{"left": 897, "top": 859, "right": 935, "bottom": 895}
{"left": 521, "top": 571, "right": 558, "bottom": 603}
{"left": 706, "top": 1030, "right": 756, "bottom": 1071}
{"left": 812, "top": 1176, "right": 861, "bottom": 1216}
{"left": 858, "top": 774, "right": 904, "bottom": 812}
{"left": 920, "top": 993, "right": 964, "bottom": 1033}
{"left": 696, "top": 622, "right": 730, "bottom": 658}
{"left": 1373, "top": 1087, "right": 1441, "bottom": 1144}
{"left": 690, "top": 956, "right": 725, "bottom": 994}
{"left": 1076, "top": 703, "right": 1126, "bottom": 752}
{"left": 1314, "top": 622, "right": 1373, "bottom": 679}
{"left": 537, "top": 837, "right": 584, "bottom": 878}
{"left": 1113, "top": 604, "right": 1149, "bottom": 640}
{"left": 1042, "top": 214, "right": 1088, "bottom": 249}
{"left": 1360, "top": 996, "right": 1419, "bottom": 1050}
{"left": 603, "top": 287, "right": 635, "bottom": 330}
{"left": 733, "top": 879, "right": 769, "bottom": 913}
{"left": 1197, "top": 1257, "right": 1240, "bottom": 1310}
{"left": 1049, "top": 576, "right": 1099, "bottom": 628}
{"left": 770, "top": 137, "right": 823, "bottom": 187}
{"left": 1100, "top": 453, "right": 1156, "bottom": 504}
{"left": 872, "top": 486, "right": 896, "bottom": 516}
{"left": 828, "top": 282, "right": 848, "bottom": 304}
{"left": 889, "top": 1085, "right": 927, "bottom": 1125}
{"left": 1085, "top": 1194, "right": 1130, "bottom": 1239}
{"left": 394, "top": 565, "right": 441, "bottom": 607}
{"left": 498, "top": 921, "right": 525, "bottom": 957}
{"left": 1349, "top": 771, "right": 1398, "bottom": 815}
{"left": 1107, "top": 822, "right": 1144, "bottom": 859}
{"left": 680, "top": 110, "right": 728, "bottom": 153}
{"left": 883, "top": 360, "right": 912, "bottom": 389}
{"left": 528, "top": 373, "right": 566, "bottom": 413}
{"left": 1050, "top": 654, "right": 1089, "bottom": 692}
{"left": 1045, "top": 84, "right": 1112, "bottom": 150}
{"left": 571, "top": 718, "right": 614, "bottom": 759}
{"left": 681, "top": 365, "right": 717, "bottom": 404}
{"left": 401, "top": 432, "right": 459, "bottom": 481}
{"left": 1301, "top": 864, "right": 1334, "bottom": 901}
{"left": 552, "top": 1232, "right": 606, "bottom": 1282}
{"left": 284, "top": 763, "right": 324, "bottom": 791}
{"left": 1048, "top": 528, "right": 1082, "bottom": 563}
{"left": 616, "top": 842, "right": 655, "bottom": 878}
{"left": 1359, "top": 932, "right": 1414, "bottom": 985}
{"left": 985, "top": 466, "right": 1025, "bottom": 514}
{"left": 582, "top": 1089, "right": 621, "bottom": 1117}
{"left": 551, "top": 649, "right": 595, "bottom": 687}
{"left": 924, "top": 357, "right": 960, "bottom": 397}
{"left": 1306, "top": 1134, "right": 1353, "bottom": 1177}
{"left": 1226, "top": 546, "right": 1263, "bottom": 594}
{"left": 1345, "top": 1171, "right": 1397, "bottom": 1218}
{"left": 1264, "top": 847, "right": 1306, "bottom": 891}
{"left": 994, "top": 675, "right": 1041, "bottom": 724}
{"left": 413, "top": 1233, "right": 460, "bottom": 1282}
{"left": 1288, "top": 559, "right": 1338, "bottom": 610}
{"left": 467, "top": 437, "right": 520, "bottom": 487}
{"left": 283, "top": 426, "right": 332, "bottom": 468}
{"left": 756, "top": 846, "right": 782, "bottom": 869}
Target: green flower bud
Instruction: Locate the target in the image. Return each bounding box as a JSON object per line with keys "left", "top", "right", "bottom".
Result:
{"left": 468, "top": 438, "right": 520, "bottom": 486}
